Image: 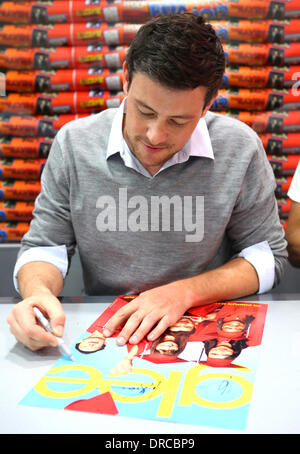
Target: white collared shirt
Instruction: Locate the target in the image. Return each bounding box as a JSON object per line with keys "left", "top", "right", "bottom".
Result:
{"left": 13, "top": 99, "right": 275, "bottom": 294}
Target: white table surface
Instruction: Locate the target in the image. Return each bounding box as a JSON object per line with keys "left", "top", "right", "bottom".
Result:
{"left": 1, "top": 294, "right": 300, "bottom": 435}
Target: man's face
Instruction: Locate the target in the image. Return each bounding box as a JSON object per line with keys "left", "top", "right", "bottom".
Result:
{"left": 122, "top": 66, "right": 214, "bottom": 176}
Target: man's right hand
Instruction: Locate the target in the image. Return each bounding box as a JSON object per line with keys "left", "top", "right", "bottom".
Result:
{"left": 6, "top": 294, "right": 66, "bottom": 351}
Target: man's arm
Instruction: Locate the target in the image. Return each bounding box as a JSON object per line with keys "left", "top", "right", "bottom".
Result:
{"left": 285, "top": 200, "right": 300, "bottom": 267}
{"left": 103, "top": 256, "right": 258, "bottom": 346}
{"left": 7, "top": 261, "right": 66, "bottom": 351}
{"left": 7, "top": 129, "right": 76, "bottom": 351}
{"left": 18, "top": 261, "right": 64, "bottom": 298}
{"left": 285, "top": 161, "right": 300, "bottom": 267}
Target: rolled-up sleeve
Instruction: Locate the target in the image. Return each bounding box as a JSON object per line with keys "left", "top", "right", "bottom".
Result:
{"left": 287, "top": 160, "right": 300, "bottom": 203}
{"left": 238, "top": 241, "right": 275, "bottom": 294}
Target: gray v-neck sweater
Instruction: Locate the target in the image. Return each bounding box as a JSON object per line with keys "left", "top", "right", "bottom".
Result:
{"left": 17, "top": 109, "right": 287, "bottom": 295}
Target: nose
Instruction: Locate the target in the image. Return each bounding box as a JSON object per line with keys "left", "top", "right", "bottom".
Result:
{"left": 146, "top": 121, "right": 168, "bottom": 146}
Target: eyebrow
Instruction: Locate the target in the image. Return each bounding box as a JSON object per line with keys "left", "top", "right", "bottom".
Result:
{"left": 136, "top": 99, "right": 195, "bottom": 120}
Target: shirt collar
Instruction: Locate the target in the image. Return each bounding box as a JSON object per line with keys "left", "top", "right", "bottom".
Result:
{"left": 106, "top": 98, "right": 126, "bottom": 160}
{"left": 106, "top": 97, "right": 214, "bottom": 172}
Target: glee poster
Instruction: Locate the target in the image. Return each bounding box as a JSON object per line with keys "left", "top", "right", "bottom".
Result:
{"left": 20, "top": 295, "right": 268, "bottom": 430}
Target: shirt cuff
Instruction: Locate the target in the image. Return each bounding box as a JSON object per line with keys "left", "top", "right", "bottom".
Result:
{"left": 288, "top": 186, "right": 300, "bottom": 203}
{"left": 13, "top": 245, "right": 68, "bottom": 294}
{"left": 237, "top": 241, "right": 275, "bottom": 294}
{"left": 287, "top": 161, "right": 300, "bottom": 203}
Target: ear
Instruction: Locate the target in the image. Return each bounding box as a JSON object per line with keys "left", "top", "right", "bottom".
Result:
{"left": 201, "top": 93, "right": 218, "bottom": 117}
{"left": 122, "top": 61, "right": 129, "bottom": 95}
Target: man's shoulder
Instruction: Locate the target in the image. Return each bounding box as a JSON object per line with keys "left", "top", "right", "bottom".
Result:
{"left": 205, "top": 110, "right": 259, "bottom": 144}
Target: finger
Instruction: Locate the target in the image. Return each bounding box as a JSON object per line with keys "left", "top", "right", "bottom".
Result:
{"left": 114, "top": 310, "right": 145, "bottom": 345}
{"left": 9, "top": 319, "right": 58, "bottom": 350}
{"left": 146, "top": 315, "right": 173, "bottom": 342}
{"left": 103, "top": 303, "right": 138, "bottom": 338}
{"left": 44, "top": 304, "right": 66, "bottom": 337}
{"left": 8, "top": 305, "right": 58, "bottom": 349}
{"left": 9, "top": 302, "right": 37, "bottom": 337}
{"left": 127, "top": 311, "right": 161, "bottom": 345}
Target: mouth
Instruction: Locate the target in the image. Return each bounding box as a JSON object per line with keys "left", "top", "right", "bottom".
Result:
{"left": 141, "top": 140, "right": 166, "bottom": 153}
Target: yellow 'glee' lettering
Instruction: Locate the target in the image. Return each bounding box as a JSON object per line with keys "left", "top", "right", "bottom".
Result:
{"left": 108, "top": 368, "right": 182, "bottom": 417}
{"left": 179, "top": 365, "right": 253, "bottom": 409}
{"left": 34, "top": 365, "right": 103, "bottom": 399}
{"left": 34, "top": 363, "right": 254, "bottom": 414}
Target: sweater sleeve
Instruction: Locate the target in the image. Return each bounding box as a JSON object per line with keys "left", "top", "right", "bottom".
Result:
{"left": 13, "top": 132, "right": 77, "bottom": 285}
{"left": 226, "top": 135, "right": 288, "bottom": 289}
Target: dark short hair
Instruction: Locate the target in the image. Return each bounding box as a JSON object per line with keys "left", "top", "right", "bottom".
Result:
{"left": 125, "top": 13, "right": 225, "bottom": 108}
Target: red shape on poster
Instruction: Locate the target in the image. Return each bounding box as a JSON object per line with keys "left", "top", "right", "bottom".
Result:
{"left": 64, "top": 392, "right": 118, "bottom": 415}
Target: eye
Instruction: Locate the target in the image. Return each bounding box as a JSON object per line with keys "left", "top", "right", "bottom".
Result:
{"left": 170, "top": 119, "right": 187, "bottom": 127}
{"left": 138, "top": 108, "right": 154, "bottom": 117}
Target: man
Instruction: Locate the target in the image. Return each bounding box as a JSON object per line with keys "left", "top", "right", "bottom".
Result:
{"left": 7, "top": 13, "right": 287, "bottom": 352}
{"left": 285, "top": 161, "right": 300, "bottom": 266}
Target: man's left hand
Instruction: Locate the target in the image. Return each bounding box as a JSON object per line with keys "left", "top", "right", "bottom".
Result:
{"left": 102, "top": 281, "right": 193, "bottom": 345}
